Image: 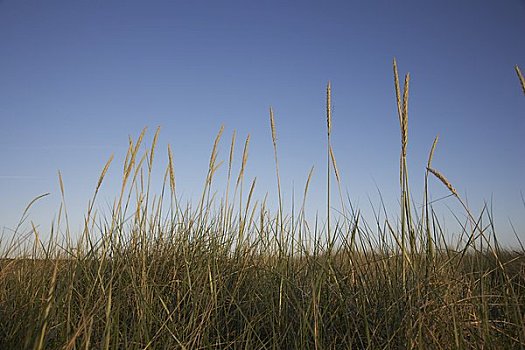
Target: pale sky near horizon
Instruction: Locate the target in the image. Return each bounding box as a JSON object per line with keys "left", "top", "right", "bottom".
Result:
{"left": 1, "top": 1, "right": 524, "bottom": 247}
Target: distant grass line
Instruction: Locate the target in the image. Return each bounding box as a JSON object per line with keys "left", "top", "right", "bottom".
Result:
{"left": 0, "top": 61, "right": 524, "bottom": 349}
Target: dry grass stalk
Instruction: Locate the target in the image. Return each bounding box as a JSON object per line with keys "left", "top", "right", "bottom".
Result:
{"left": 516, "top": 65, "right": 525, "bottom": 95}
{"left": 301, "top": 166, "right": 315, "bottom": 212}
{"left": 122, "top": 128, "right": 147, "bottom": 188}
{"left": 427, "top": 167, "right": 458, "bottom": 197}
{"left": 224, "top": 130, "right": 236, "bottom": 224}
{"left": 326, "top": 82, "right": 332, "bottom": 136}
{"left": 35, "top": 260, "right": 59, "bottom": 350}
{"left": 269, "top": 107, "right": 283, "bottom": 235}
{"left": 326, "top": 81, "right": 332, "bottom": 243}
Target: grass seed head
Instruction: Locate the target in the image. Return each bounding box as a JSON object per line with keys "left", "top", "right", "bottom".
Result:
{"left": 329, "top": 146, "right": 341, "bottom": 183}
{"left": 270, "top": 107, "right": 277, "bottom": 147}
{"left": 427, "top": 135, "right": 439, "bottom": 169}
{"left": 393, "top": 58, "right": 402, "bottom": 124}
{"left": 516, "top": 65, "right": 525, "bottom": 95}
{"left": 167, "top": 144, "right": 176, "bottom": 195}
{"left": 401, "top": 73, "right": 410, "bottom": 158}
{"left": 427, "top": 167, "right": 458, "bottom": 197}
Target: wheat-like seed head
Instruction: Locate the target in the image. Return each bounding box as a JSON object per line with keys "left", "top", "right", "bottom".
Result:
{"left": 401, "top": 74, "right": 410, "bottom": 158}
{"left": 270, "top": 107, "right": 277, "bottom": 147}
{"left": 149, "top": 126, "right": 161, "bottom": 169}
{"left": 58, "top": 170, "right": 65, "bottom": 197}
{"left": 209, "top": 125, "right": 224, "bottom": 170}
{"left": 393, "top": 58, "right": 402, "bottom": 124}
{"left": 167, "top": 144, "right": 176, "bottom": 195}
{"left": 228, "top": 130, "right": 236, "bottom": 176}
{"left": 326, "top": 81, "right": 332, "bottom": 136}
{"left": 329, "top": 146, "right": 341, "bottom": 183}
{"left": 123, "top": 128, "right": 147, "bottom": 181}
{"left": 304, "top": 166, "right": 315, "bottom": 200}
{"left": 241, "top": 134, "right": 250, "bottom": 170}
{"left": 133, "top": 127, "right": 147, "bottom": 159}
{"left": 427, "top": 167, "right": 458, "bottom": 197}
{"left": 97, "top": 154, "right": 114, "bottom": 191}
{"left": 427, "top": 135, "right": 439, "bottom": 169}
{"left": 124, "top": 137, "right": 133, "bottom": 174}
{"left": 236, "top": 134, "right": 250, "bottom": 186}
{"left": 516, "top": 65, "right": 525, "bottom": 95}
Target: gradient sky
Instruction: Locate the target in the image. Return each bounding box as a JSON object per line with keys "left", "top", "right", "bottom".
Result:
{"left": 1, "top": 1, "right": 524, "bottom": 246}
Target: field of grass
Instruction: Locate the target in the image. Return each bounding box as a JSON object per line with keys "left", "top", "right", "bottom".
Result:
{"left": 1, "top": 62, "right": 524, "bottom": 349}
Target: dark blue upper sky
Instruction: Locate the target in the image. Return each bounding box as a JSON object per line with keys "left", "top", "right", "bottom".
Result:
{"left": 1, "top": 1, "right": 524, "bottom": 245}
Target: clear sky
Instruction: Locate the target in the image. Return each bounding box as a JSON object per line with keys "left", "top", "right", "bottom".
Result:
{"left": 1, "top": 1, "right": 524, "bottom": 246}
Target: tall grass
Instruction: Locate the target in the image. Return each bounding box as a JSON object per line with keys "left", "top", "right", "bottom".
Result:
{"left": 1, "top": 62, "right": 524, "bottom": 349}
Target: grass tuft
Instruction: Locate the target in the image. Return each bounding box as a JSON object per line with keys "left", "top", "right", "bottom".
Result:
{"left": 1, "top": 62, "right": 524, "bottom": 349}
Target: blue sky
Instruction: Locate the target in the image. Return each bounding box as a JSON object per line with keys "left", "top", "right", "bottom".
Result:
{"left": 1, "top": 1, "right": 524, "bottom": 246}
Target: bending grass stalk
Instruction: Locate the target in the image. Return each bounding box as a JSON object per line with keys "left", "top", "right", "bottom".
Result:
{"left": 426, "top": 166, "right": 485, "bottom": 265}
{"left": 299, "top": 166, "right": 315, "bottom": 230}
{"left": 83, "top": 158, "right": 111, "bottom": 245}
{"left": 426, "top": 167, "right": 457, "bottom": 197}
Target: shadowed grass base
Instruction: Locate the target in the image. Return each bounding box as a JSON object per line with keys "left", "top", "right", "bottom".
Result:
{"left": 1, "top": 244, "right": 524, "bottom": 349}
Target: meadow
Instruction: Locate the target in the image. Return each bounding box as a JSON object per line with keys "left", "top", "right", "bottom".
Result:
{"left": 1, "top": 62, "right": 524, "bottom": 349}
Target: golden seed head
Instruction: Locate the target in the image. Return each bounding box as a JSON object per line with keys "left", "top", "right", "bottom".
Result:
{"left": 270, "top": 107, "right": 277, "bottom": 146}
{"left": 427, "top": 167, "right": 458, "bottom": 197}
{"left": 393, "top": 58, "right": 402, "bottom": 124}
{"left": 209, "top": 125, "right": 224, "bottom": 170}
{"left": 401, "top": 73, "right": 410, "bottom": 158}
{"left": 228, "top": 130, "right": 236, "bottom": 174}
{"left": 329, "top": 146, "right": 341, "bottom": 183}
{"left": 97, "top": 154, "right": 114, "bottom": 191}
{"left": 516, "top": 65, "right": 525, "bottom": 95}
{"left": 167, "top": 144, "right": 176, "bottom": 194}
{"left": 149, "top": 126, "right": 161, "bottom": 169}
{"left": 236, "top": 134, "right": 250, "bottom": 186}
{"left": 427, "top": 135, "right": 439, "bottom": 168}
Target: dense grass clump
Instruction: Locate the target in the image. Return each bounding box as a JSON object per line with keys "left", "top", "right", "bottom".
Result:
{"left": 1, "top": 62, "right": 524, "bottom": 349}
